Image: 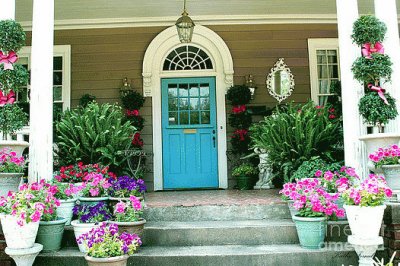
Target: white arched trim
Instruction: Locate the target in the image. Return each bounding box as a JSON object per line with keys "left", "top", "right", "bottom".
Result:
{"left": 143, "top": 25, "right": 234, "bottom": 191}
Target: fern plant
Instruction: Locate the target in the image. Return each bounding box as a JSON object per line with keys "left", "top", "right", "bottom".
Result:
{"left": 250, "top": 101, "right": 341, "bottom": 186}
{"left": 55, "top": 102, "right": 135, "bottom": 174}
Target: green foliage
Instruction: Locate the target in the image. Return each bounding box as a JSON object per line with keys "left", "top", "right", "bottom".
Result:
{"left": 351, "top": 54, "right": 392, "bottom": 84}
{"left": 228, "top": 112, "right": 252, "bottom": 128}
{"left": 226, "top": 85, "right": 251, "bottom": 105}
{"left": 0, "top": 64, "right": 29, "bottom": 94}
{"left": 351, "top": 15, "right": 387, "bottom": 46}
{"left": 79, "top": 94, "right": 96, "bottom": 108}
{"left": 121, "top": 90, "right": 145, "bottom": 110}
{"left": 124, "top": 115, "right": 145, "bottom": 131}
{"left": 359, "top": 92, "right": 398, "bottom": 126}
{"left": 55, "top": 102, "right": 135, "bottom": 174}
{"left": 232, "top": 163, "right": 258, "bottom": 177}
{"left": 0, "top": 20, "right": 26, "bottom": 52}
{"left": 0, "top": 104, "right": 28, "bottom": 137}
{"left": 250, "top": 101, "right": 341, "bottom": 185}
{"left": 291, "top": 157, "right": 342, "bottom": 181}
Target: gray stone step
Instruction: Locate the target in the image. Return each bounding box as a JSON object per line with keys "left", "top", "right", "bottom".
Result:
{"left": 62, "top": 220, "right": 350, "bottom": 248}
{"left": 34, "top": 244, "right": 360, "bottom": 266}
{"left": 143, "top": 203, "right": 291, "bottom": 221}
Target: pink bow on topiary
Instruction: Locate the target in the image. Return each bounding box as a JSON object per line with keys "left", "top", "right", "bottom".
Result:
{"left": 368, "top": 84, "right": 389, "bottom": 105}
{"left": 0, "top": 90, "right": 16, "bottom": 106}
{"left": 0, "top": 51, "right": 18, "bottom": 70}
{"left": 362, "top": 42, "right": 384, "bottom": 59}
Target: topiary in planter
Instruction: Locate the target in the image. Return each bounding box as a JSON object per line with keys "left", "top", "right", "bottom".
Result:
{"left": 351, "top": 15, "right": 387, "bottom": 46}
{"left": 0, "top": 104, "right": 28, "bottom": 139}
{"left": 359, "top": 92, "right": 398, "bottom": 127}
{"left": 0, "top": 20, "right": 26, "bottom": 52}
{"left": 0, "top": 64, "right": 29, "bottom": 94}
{"left": 351, "top": 53, "right": 392, "bottom": 84}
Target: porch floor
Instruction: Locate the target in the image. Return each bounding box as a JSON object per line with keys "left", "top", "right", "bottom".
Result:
{"left": 144, "top": 189, "right": 283, "bottom": 208}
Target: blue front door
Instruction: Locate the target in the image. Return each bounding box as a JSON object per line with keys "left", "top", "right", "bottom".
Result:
{"left": 162, "top": 77, "right": 218, "bottom": 189}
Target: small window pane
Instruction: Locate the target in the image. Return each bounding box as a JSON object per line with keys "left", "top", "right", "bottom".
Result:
{"left": 180, "top": 111, "right": 189, "bottom": 125}
{"left": 329, "top": 65, "right": 339, "bottom": 79}
{"left": 168, "top": 98, "right": 178, "bottom": 111}
{"left": 53, "top": 86, "right": 62, "bottom": 101}
{"left": 169, "top": 112, "right": 178, "bottom": 125}
{"left": 53, "top": 72, "right": 62, "bottom": 85}
{"left": 200, "top": 84, "right": 209, "bottom": 97}
{"left": 318, "top": 80, "right": 329, "bottom": 94}
{"left": 201, "top": 111, "right": 210, "bottom": 124}
{"left": 179, "top": 98, "right": 189, "bottom": 110}
{"left": 53, "top": 57, "right": 63, "bottom": 70}
{"left": 189, "top": 84, "right": 199, "bottom": 97}
{"left": 190, "top": 98, "right": 199, "bottom": 110}
{"left": 200, "top": 98, "right": 210, "bottom": 110}
{"left": 190, "top": 112, "right": 200, "bottom": 124}
{"left": 317, "top": 50, "right": 327, "bottom": 64}
{"left": 54, "top": 103, "right": 64, "bottom": 121}
{"left": 168, "top": 85, "right": 178, "bottom": 97}
{"left": 179, "top": 84, "right": 189, "bottom": 97}
{"left": 317, "top": 65, "right": 328, "bottom": 79}
{"left": 318, "top": 96, "right": 328, "bottom": 106}
{"left": 327, "top": 50, "right": 337, "bottom": 63}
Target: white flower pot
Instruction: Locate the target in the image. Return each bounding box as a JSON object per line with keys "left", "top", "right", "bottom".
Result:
{"left": 71, "top": 220, "right": 101, "bottom": 253}
{"left": 0, "top": 173, "right": 23, "bottom": 197}
{"left": 0, "top": 214, "right": 39, "bottom": 249}
{"left": 57, "top": 198, "right": 76, "bottom": 226}
{"left": 0, "top": 140, "right": 29, "bottom": 157}
{"left": 381, "top": 165, "right": 400, "bottom": 191}
{"left": 344, "top": 205, "right": 386, "bottom": 240}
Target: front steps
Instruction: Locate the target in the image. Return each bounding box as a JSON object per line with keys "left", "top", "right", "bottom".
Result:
{"left": 34, "top": 189, "right": 365, "bottom": 266}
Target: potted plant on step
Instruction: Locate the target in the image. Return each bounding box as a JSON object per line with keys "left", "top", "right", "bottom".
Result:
{"left": 108, "top": 176, "right": 146, "bottom": 203}
{"left": 342, "top": 174, "right": 392, "bottom": 240}
{"left": 232, "top": 163, "right": 258, "bottom": 190}
{"left": 112, "top": 196, "right": 146, "bottom": 238}
{"left": 281, "top": 178, "right": 345, "bottom": 249}
{"left": 0, "top": 147, "right": 25, "bottom": 196}
{"left": 53, "top": 181, "right": 80, "bottom": 225}
{"left": 77, "top": 223, "right": 141, "bottom": 266}
{"left": 35, "top": 182, "right": 68, "bottom": 252}
{"left": 79, "top": 172, "right": 111, "bottom": 205}
{"left": 71, "top": 201, "right": 112, "bottom": 252}
{"left": 0, "top": 180, "right": 48, "bottom": 249}
{"left": 369, "top": 144, "right": 400, "bottom": 191}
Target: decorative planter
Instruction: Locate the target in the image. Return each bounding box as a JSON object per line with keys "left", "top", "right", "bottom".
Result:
{"left": 0, "top": 173, "right": 23, "bottom": 197}
{"left": 287, "top": 200, "right": 299, "bottom": 218}
{"left": 110, "top": 219, "right": 146, "bottom": 238}
{"left": 78, "top": 196, "right": 109, "bottom": 206}
{"left": 85, "top": 254, "right": 129, "bottom": 266}
{"left": 292, "top": 216, "right": 327, "bottom": 249}
{"left": 36, "top": 217, "right": 68, "bottom": 252}
{"left": 0, "top": 214, "right": 39, "bottom": 249}
{"left": 235, "top": 175, "right": 257, "bottom": 190}
{"left": 381, "top": 165, "right": 400, "bottom": 191}
{"left": 344, "top": 205, "right": 386, "bottom": 240}
{"left": 58, "top": 198, "right": 76, "bottom": 226}
{"left": 0, "top": 140, "right": 29, "bottom": 157}
{"left": 71, "top": 220, "right": 102, "bottom": 253}
{"left": 359, "top": 133, "right": 400, "bottom": 158}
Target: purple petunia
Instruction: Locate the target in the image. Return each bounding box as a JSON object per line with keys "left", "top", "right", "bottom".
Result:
{"left": 108, "top": 176, "right": 146, "bottom": 197}
{"left": 74, "top": 201, "right": 112, "bottom": 223}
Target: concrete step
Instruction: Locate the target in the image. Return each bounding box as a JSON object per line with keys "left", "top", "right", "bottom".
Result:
{"left": 34, "top": 244, "right": 360, "bottom": 266}
{"left": 143, "top": 203, "right": 291, "bottom": 221}
{"left": 62, "top": 220, "right": 351, "bottom": 248}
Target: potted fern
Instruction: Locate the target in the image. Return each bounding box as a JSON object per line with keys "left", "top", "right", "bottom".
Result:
{"left": 232, "top": 163, "right": 258, "bottom": 190}
{"left": 351, "top": 15, "right": 400, "bottom": 155}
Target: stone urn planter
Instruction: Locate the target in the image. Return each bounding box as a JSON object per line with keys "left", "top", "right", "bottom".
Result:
{"left": 292, "top": 216, "right": 327, "bottom": 249}
{"left": 0, "top": 173, "right": 23, "bottom": 197}
{"left": 359, "top": 133, "right": 400, "bottom": 159}
{"left": 85, "top": 254, "right": 129, "bottom": 266}
{"left": 344, "top": 205, "right": 386, "bottom": 240}
{"left": 111, "top": 219, "right": 146, "bottom": 239}
{"left": 57, "top": 198, "right": 76, "bottom": 225}
{"left": 0, "top": 214, "right": 39, "bottom": 249}
{"left": 78, "top": 196, "right": 109, "bottom": 206}
{"left": 0, "top": 140, "right": 29, "bottom": 157}
{"left": 71, "top": 220, "right": 101, "bottom": 253}
{"left": 36, "top": 217, "right": 68, "bottom": 252}
{"left": 381, "top": 165, "right": 400, "bottom": 191}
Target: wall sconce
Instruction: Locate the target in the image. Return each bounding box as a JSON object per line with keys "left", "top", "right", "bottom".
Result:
{"left": 120, "top": 77, "right": 132, "bottom": 97}
{"left": 246, "top": 74, "right": 256, "bottom": 99}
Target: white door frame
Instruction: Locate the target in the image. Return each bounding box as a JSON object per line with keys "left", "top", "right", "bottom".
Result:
{"left": 143, "top": 25, "right": 234, "bottom": 191}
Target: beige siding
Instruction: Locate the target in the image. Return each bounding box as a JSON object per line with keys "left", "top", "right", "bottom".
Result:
{"left": 26, "top": 24, "right": 338, "bottom": 190}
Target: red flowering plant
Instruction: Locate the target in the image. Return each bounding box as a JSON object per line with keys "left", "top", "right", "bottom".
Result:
{"left": 280, "top": 178, "right": 345, "bottom": 218}
{"left": 131, "top": 132, "right": 144, "bottom": 149}
{"left": 0, "top": 179, "right": 60, "bottom": 225}
{"left": 314, "top": 166, "right": 360, "bottom": 193}
{"left": 369, "top": 144, "right": 400, "bottom": 168}
{"left": 231, "top": 129, "right": 251, "bottom": 153}
{"left": 113, "top": 196, "right": 143, "bottom": 222}
{"left": 80, "top": 172, "right": 112, "bottom": 198}
{"left": 54, "top": 162, "right": 116, "bottom": 183}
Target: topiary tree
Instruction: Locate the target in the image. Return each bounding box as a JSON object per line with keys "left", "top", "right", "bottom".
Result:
{"left": 351, "top": 15, "right": 387, "bottom": 46}
{"left": 0, "top": 104, "right": 28, "bottom": 140}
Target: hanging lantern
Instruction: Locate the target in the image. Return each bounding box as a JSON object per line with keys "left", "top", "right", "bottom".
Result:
{"left": 175, "top": 0, "right": 195, "bottom": 43}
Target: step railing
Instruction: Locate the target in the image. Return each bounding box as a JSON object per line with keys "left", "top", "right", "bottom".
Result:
{"left": 0, "top": 126, "right": 30, "bottom": 142}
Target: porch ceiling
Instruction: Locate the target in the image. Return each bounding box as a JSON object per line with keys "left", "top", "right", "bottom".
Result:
{"left": 16, "top": 0, "right": 389, "bottom": 29}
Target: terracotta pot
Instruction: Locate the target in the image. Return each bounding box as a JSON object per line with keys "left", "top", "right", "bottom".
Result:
{"left": 110, "top": 219, "right": 146, "bottom": 239}
{"left": 85, "top": 255, "right": 129, "bottom": 266}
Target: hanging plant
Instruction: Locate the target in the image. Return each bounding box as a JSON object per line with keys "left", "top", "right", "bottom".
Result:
{"left": 228, "top": 112, "right": 252, "bottom": 129}
{"left": 359, "top": 92, "right": 398, "bottom": 126}
{"left": 351, "top": 53, "right": 392, "bottom": 84}
{"left": 231, "top": 129, "right": 251, "bottom": 154}
{"left": 351, "top": 15, "right": 387, "bottom": 46}
{"left": 124, "top": 114, "right": 145, "bottom": 131}
{"left": 0, "top": 64, "right": 29, "bottom": 94}
{"left": 0, "top": 20, "right": 26, "bottom": 52}
{"left": 226, "top": 85, "right": 251, "bottom": 105}
{"left": 79, "top": 94, "right": 96, "bottom": 108}
{"left": 121, "top": 90, "right": 145, "bottom": 110}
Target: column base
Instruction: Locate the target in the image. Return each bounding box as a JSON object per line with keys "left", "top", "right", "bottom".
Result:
{"left": 348, "top": 235, "right": 382, "bottom": 266}
{"left": 5, "top": 243, "right": 43, "bottom": 266}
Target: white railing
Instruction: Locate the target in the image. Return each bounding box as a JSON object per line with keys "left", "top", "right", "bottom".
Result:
{"left": 0, "top": 126, "right": 30, "bottom": 142}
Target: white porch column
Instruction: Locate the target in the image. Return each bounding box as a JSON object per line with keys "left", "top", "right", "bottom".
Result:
{"left": 336, "top": 0, "right": 365, "bottom": 176}
{"left": 374, "top": 0, "right": 400, "bottom": 133}
{"left": 28, "top": 0, "right": 54, "bottom": 182}
{"left": 0, "top": 0, "right": 15, "bottom": 20}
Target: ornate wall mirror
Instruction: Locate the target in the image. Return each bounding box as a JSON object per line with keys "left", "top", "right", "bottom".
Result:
{"left": 266, "top": 58, "right": 295, "bottom": 103}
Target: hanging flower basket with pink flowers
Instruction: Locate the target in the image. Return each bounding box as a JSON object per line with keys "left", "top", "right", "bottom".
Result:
{"left": 369, "top": 144, "right": 400, "bottom": 191}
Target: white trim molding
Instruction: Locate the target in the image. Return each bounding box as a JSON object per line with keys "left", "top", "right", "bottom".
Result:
{"left": 143, "top": 25, "right": 234, "bottom": 191}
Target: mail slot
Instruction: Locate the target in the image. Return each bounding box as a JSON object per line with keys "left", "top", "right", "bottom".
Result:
{"left": 183, "top": 129, "right": 197, "bottom": 134}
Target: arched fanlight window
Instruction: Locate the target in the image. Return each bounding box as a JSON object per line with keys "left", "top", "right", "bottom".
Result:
{"left": 163, "top": 45, "right": 213, "bottom": 71}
